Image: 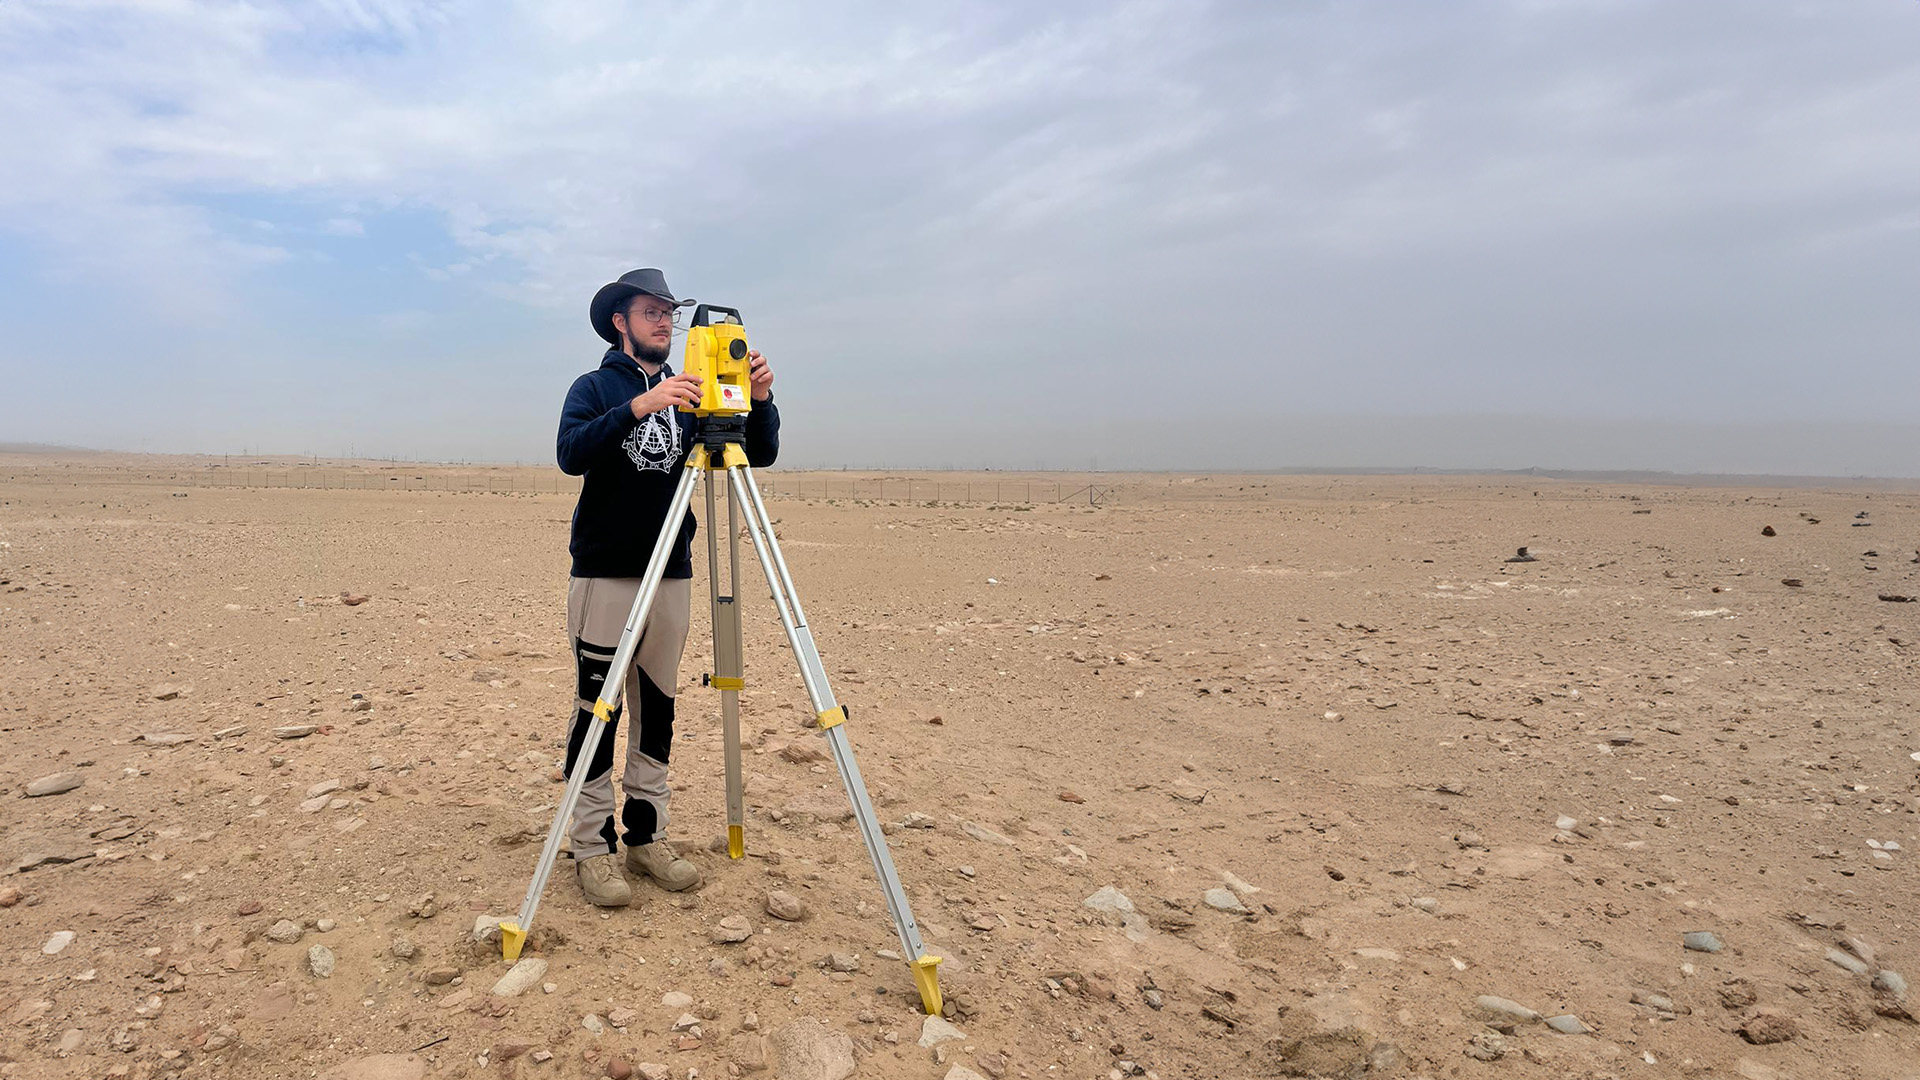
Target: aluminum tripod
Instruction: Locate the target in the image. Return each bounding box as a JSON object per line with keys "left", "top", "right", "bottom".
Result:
{"left": 500, "top": 430, "right": 943, "bottom": 1016}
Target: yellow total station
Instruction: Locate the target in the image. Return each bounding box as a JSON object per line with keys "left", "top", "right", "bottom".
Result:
{"left": 678, "top": 304, "right": 753, "bottom": 417}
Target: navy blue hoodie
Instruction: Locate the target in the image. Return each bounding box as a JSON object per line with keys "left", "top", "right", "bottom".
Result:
{"left": 558, "top": 348, "right": 780, "bottom": 579}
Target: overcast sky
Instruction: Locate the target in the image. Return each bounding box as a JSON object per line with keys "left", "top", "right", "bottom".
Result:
{"left": 1, "top": 1, "right": 1915, "bottom": 474}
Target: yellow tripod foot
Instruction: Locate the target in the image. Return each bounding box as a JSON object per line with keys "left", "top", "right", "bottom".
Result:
{"left": 499, "top": 921, "right": 526, "bottom": 963}
{"left": 911, "top": 954, "right": 944, "bottom": 1016}
{"left": 728, "top": 824, "right": 745, "bottom": 860}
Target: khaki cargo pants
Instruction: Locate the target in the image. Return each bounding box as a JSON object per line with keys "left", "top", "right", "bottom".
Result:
{"left": 563, "top": 575, "right": 691, "bottom": 857}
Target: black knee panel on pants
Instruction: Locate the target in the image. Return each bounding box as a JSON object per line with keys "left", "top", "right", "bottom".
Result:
{"left": 565, "top": 641, "right": 621, "bottom": 779}
{"left": 634, "top": 669, "right": 675, "bottom": 764}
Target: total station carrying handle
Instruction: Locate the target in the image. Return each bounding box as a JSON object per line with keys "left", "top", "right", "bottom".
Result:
{"left": 690, "top": 304, "right": 742, "bottom": 328}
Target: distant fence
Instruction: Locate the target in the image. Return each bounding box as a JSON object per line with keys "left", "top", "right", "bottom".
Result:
{"left": 6, "top": 467, "right": 1121, "bottom": 505}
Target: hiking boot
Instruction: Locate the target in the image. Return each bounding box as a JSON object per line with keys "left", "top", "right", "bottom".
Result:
{"left": 626, "top": 840, "right": 702, "bottom": 892}
{"left": 576, "top": 853, "right": 632, "bottom": 907}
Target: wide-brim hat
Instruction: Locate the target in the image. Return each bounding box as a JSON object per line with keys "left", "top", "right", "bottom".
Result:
{"left": 591, "top": 267, "right": 681, "bottom": 346}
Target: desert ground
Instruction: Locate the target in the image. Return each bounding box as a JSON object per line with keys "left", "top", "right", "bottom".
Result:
{"left": 2, "top": 457, "right": 1917, "bottom": 1080}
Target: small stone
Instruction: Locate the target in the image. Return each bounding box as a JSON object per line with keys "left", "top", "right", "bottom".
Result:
{"left": 1737, "top": 1008, "right": 1798, "bottom": 1044}
{"left": 1203, "top": 887, "right": 1250, "bottom": 914}
{"left": 1410, "top": 897, "right": 1439, "bottom": 913}
{"left": 1840, "top": 936, "right": 1878, "bottom": 966}
{"left": 470, "top": 914, "right": 505, "bottom": 943}
{"left": 316, "top": 918, "right": 336, "bottom": 933}
{"left": 0, "top": 886, "right": 20, "bottom": 907}
{"left": 827, "top": 952, "right": 860, "bottom": 972}
{"left": 672, "top": 1012, "right": 701, "bottom": 1032}
{"left": 389, "top": 935, "right": 417, "bottom": 960}
{"left": 605, "top": 1059, "right": 633, "bottom": 1080}
{"left": 424, "top": 966, "right": 459, "bottom": 986}
{"left": 306, "top": 779, "right": 342, "bottom": 799}
{"left": 607, "top": 1007, "right": 636, "bottom": 1028}
{"left": 765, "top": 890, "right": 808, "bottom": 922}
{"left": 152, "top": 684, "right": 183, "bottom": 700}
{"left": 712, "top": 916, "right": 753, "bottom": 944}
{"left": 1827, "top": 948, "right": 1870, "bottom": 975}
{"left": 266, "top": 920, "right": 304, "bottom": 944}
{"left": 767, "top": 1019, "right": 855, "bottom": 1080}
{"left": 25, "top": 772, "right": 84, "bottom": 797}
{"left": 308, "top": 945, "right": 336, "bottom": 978}
{"left": 636, "top": 1066, "right": 671, "bottom": 1080}
{"left": 1545, "top": 1014, "right": 1589, "bottom": 1034}
{"left": 141, "top": 732, "right": 194, "bottom": 746}
{"left": 1682, "top": 931, "right": 1723, "bottom": 953}
{"left": 1476, "top": 996, "right": 1540, "bottom": 1022}
{"left": 531, "top": 1050, "right": 553, "bottom": 1063}
{"left": 490, "top": 957, "right": 548, "bottom": 997}
{"left": 1719, "top": 980, "right": 1758, "bottom": 1010}
{"left": 272, "top": 725, "right": 318, "bottom": 739}
{"left": 42, "top": 930, "right": 76, "bottom": 955}
{"left": 660, "top": 991, "right": 694, "bottom": 1009}
{"left": 976, "top": 1051, "right": 1009, "bottom": 1078}
{"left": 582, "top": 1014, "right": 606, "bottom": 1035}
{"left": 942, "top": 1068, "right": 988, "bottom": 1080}
{"left": 918, "top": 1015, "right": 966, "bottom": 1048}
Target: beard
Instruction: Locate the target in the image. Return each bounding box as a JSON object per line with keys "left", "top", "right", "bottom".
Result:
{"left": 630, "top": 335, "right": 671, "bottom": 365}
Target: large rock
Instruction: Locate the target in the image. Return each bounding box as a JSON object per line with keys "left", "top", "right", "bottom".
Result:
{"left": 318, "top": 1055, "right": 427, "bottom": 1080}
{"left": 768, "top": 1018, "right": 856, "bottom": 1080}
{"left": 490, "top": 957, "right": 548, "bottom": 997}
{"left": 765, "top": 890, "right": 808, "bottom": 922}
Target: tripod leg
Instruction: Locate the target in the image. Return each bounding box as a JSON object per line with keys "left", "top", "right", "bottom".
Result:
{"left": 502, "top": 458, "right": 704, "bottom": 961}
{"left": 705, "top": 470, "right": 747, "bottom": 859}
{"left": 725, "top": 464, "right": 944, "bottom": 1015}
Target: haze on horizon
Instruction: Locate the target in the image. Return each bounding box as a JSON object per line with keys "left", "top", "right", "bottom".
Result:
{"left": 1, "top": 2, "right": 1915, "bottom": 477}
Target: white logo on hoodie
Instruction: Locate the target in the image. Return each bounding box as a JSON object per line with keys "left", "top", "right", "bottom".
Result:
{"left": 623, "top": 408, "right": 681, "bottom": 473}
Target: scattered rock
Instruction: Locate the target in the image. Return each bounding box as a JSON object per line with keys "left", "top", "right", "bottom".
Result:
{"left": 389, "top": 935, "right": 416, "bottom": 960}
{"left": 727, "top": 1032, "right": 770, "bottom": 1072}
{"left": 1682, "top": 931, "right": 1723, "bottom": 953}
{"left": 42, "top": 930, "right": 76, "bottom": 955}
{"left": 960, "top": 820, "right": 1015, "bottom": 846}
{"left": 826, "top": 952, "right": 860, "bottom": 973}
{"left": 1544, "top": 1014, "right": 1590, "bottom": 1034}
{"left": 1873, "top": 970, "right": 1908, "bottom": 1000}
{"left": 266, "top": 920, "right": 304, "bottom": 944}
{"left": 1827, "top": 948, "right": 1870, "bottom": 975}
{"left": 0, "top": 886, "right": 21, "bottom": 907}
{"left": 273, "top": 725, "right": 318, "bottom": 739}
{"left": 918, "top": 1015, "right": 966, "bottom": 1048}
{"left": 140, "top": 732, "right": 194, "bottom": 746}
{"left": 424, "top": 966, "right": 459, "bottom": 986}
{"left": 1203, "top": 886, "right": 1250, "bottom": 914}
{"left": 1737, "top": 1008, "right": 1797, "bottom": 1044}
{"left": 308, "top": 945, "right": 336, "bottom": 978}
{"left": 712, "top": 916, "right": 753, "bottom": 944}
{"left": 1761, "top": 525, "right": 1776, "bottom": 537}
{"left": 1505, "top": 547, "right": 1536, "bottom": 563}
{"left": 765, "top": 890, "right": 808, "bottom": 922}
{"left": 661, "top": 990, "right": 694, "bottom": 1009}
{"left": 491, "top": 957, "right": 548, "bottom": 997}
{"left": 152, "top": 684, "right": 183, "bottom": 700}
{"left": 1475, "top": 996, "right": 1539, "bottom": 1023}
{"left": 24, "top": 772, "right": 84, "bottom": 797}
{"left": 942, "top": 1068, "right": 988, "bottom": 1080}
{"left": 604, "top": 1059, "right": 633, "bottom": 1080}
{"left": 1718, "top": 979, "right": 1758, "bottom": 1010}
{"left": 767, "top": 1018, "right": 856, "bottom": 1080}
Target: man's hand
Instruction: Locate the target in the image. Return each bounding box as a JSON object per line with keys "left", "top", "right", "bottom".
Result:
{"left": 748, "top": 350, "right": 774, "bottom": 402}
{"left": 631, "top": 373, "right": 703, "bottom": 418}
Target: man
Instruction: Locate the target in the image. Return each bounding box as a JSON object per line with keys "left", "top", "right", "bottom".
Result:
{"left": 556, "top": 267, "right": 779, "bottom": 906}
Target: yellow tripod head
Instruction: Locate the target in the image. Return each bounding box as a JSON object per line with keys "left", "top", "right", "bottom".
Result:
{"left": 678, "top": 304, "right": 753, "bottom": 417}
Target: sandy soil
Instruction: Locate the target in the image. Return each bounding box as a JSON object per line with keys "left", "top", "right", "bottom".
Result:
{"left": 2, "top": 463, "right": 1917, "bottom": 1080}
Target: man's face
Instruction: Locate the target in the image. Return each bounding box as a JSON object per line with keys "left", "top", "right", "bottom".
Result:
{"left": 615, "top": 294, "right": 677, "bottom": 364}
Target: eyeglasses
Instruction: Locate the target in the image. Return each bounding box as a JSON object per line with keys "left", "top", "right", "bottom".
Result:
{"left": 632, "top": 305, "right": 681, "bottom": 326}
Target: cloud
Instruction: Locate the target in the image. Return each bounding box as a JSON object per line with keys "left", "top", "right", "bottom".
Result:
{"left": 0, "top": 0, "right": 1916, "bottom": 469}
